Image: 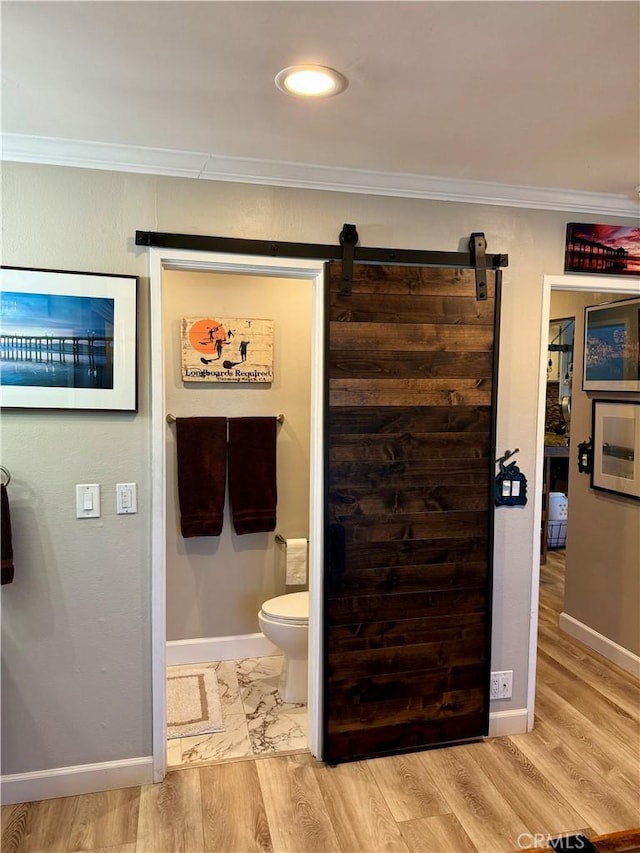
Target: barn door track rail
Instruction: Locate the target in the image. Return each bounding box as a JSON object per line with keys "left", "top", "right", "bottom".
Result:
{"left": 135, "top": 226, "right": 507, "bottom": 300}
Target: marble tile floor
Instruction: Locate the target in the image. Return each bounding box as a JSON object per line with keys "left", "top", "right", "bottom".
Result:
{"left": 166, "top": 655, "right": 308, "bottom": 769}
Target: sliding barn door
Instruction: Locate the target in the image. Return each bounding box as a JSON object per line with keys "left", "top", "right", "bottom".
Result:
{"left": 323, "top": 262, "right": 499, "bottom": 763}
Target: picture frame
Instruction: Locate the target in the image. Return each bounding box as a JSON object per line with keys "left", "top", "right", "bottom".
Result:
{"left": 583, "top": 296, "right": 640, "bottom": 392}
{"left": 0, "top": 266, "right": 138, "bottom": 412}
{"left": 565, "top": 223, "right": 640, "bottom": 277}
{"left": 591, "top": 399, "right": 640, "bottom": 500}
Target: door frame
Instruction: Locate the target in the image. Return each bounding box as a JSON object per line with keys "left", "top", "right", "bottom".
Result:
{"left": 527, "top": 272, "right": 640, "bottom": 730}
{"left": 149, "top": 248, "right": 326, "bottom": 781}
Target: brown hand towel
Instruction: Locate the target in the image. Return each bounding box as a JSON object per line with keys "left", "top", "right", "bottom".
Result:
{"left": 228, "top": 417, "right": 278, "bottom": 535}
{"left": 1, "top": 484, "right": 15, "bottom": 584}
{"left": 176, "top": 417, "right": 227, "bottom": 538}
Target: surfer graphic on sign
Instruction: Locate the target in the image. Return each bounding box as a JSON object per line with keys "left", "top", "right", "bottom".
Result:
{"left": 188, "top": 319, "right": 227, "bottom": 358}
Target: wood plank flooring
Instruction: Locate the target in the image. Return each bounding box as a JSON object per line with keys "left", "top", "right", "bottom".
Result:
{"left": 3, "top": 550, "right": 639, "bottom": 852}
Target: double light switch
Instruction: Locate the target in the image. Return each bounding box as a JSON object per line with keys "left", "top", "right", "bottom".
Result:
{"left": 76, "top": 483, "right": 137, "bottom": 517}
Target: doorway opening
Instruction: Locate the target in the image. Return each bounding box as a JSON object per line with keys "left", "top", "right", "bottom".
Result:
{"left": 163, "top": 267, "right": 312, "bottom": 768}
{"left": 527, "top": 272, "right": 640, "bottom": 726}
{"left": 149, "top": 249, "right": 326, "bottom": 782}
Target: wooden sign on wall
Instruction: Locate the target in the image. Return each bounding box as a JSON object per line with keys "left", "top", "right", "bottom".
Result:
{"left": 181, "top": 317, "right": 274, "bottom": 383}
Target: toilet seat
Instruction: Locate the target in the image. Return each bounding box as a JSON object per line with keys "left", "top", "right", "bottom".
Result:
{"left": 261, "top": 591, "right": 308, "bottom": 623}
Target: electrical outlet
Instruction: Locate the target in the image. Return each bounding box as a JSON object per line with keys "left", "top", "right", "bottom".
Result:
{"left": 490, "top": 670, "right": 513, "bottom": 700}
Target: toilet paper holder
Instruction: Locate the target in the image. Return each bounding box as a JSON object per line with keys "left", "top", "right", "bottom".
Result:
{"left": 276, "top": 534, "right": 309, "bottom": 586}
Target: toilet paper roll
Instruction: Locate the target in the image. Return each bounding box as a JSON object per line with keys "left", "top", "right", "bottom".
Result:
{"left": 285, "top": 538, "right": 308, "bottom": 585}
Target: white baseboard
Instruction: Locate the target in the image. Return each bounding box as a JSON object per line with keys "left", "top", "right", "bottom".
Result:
{"left": 559, "top": 612, "right": 640, "bottom": 677}
{"left": 488, "top": 708, "right": 528, "bottom": 737}
{"left": 0, "top": 756, "right": 153, "bottom": 806}
{"left": 166, "top": 632, "right": 280, "bottom": 666}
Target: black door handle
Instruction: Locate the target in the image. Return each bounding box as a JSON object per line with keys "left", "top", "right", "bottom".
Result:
{"left": 328, "top": 523, "right": 346, "bottom": 577}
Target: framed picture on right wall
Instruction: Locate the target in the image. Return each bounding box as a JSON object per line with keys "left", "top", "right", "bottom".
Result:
{"left": 583, "top": 296, "right": 640, "bottom": 392}
{"left": 591, "top": 399, "right": 640, "bottom": 500}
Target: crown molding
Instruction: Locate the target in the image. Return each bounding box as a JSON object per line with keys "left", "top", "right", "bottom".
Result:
{"left": 2, "top": 133, "right": 638, "bottom": 218}
{"left": 0, "top": 134, "right": 210, "bottom": 178}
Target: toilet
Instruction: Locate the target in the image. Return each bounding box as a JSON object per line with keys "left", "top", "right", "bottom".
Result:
{"left": 258, "top": 591, "right": 309, "bottom": 704}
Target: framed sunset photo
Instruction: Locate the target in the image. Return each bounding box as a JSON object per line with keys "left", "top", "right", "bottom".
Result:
{"left": 565, "top": 223, "right": 640, "bottom": 277}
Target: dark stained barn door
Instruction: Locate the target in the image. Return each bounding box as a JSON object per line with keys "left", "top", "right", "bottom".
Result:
{"left": 323, "top": 261, "right": 499, "bottom": 763}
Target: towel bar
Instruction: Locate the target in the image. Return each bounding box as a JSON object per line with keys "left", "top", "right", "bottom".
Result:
{"left": 167, "top": 413, "right": 284, "bottom": 425}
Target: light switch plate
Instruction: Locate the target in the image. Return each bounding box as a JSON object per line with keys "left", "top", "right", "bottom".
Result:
{"left": 116, "top": 482, "right": 137, "bottom": 514}
{"left": 76, "top": 484, "right": 100, "bottom": 518}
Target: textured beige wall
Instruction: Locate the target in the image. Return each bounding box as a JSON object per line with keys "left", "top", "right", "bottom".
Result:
{"left": 550, "top": 291, "right": 640, "bottom": 656}
{"left": 1, "top": 160, "right": 637, "bottom": 777}
{"left": 1, "top": 168, "right": 155, "bottom": 776}
{"left": 163, "top": 270, "right": 312, "bottom": 640}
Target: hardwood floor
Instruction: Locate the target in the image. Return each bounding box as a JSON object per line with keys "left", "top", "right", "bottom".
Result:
{"left": 3, "top": 550, "right": 639, "bottom": 852}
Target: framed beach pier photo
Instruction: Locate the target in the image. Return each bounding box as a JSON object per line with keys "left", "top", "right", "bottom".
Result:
{"left": 564, "top": 223, "right": 640, "bottom": 277}
{"left": 0, "top": 266, "right": 138, "bottom": 411}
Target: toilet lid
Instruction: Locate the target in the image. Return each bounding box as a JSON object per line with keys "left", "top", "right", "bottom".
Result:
{"left": 261, "top": 591, "right": 308, "bottom": 622}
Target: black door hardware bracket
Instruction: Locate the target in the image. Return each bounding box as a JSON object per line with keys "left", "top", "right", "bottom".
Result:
{"left": 470, "top": 232, "right": 488, "bottom": 301}
{"left": 339, "top": 223, "right": 359, "bottom": 295}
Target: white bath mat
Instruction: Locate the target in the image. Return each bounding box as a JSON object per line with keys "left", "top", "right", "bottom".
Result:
{"left": 167, "top": 666, "right": 224, "bottom": 739}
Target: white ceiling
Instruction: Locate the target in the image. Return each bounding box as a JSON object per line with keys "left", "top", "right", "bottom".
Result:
{"left": 2, "top": 1, "right": 639, "bottom": 214}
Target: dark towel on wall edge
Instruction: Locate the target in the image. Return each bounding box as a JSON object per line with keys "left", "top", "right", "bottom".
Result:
{"left": 176, "top": 417, "right": 227, "bottom": 538}
{"left": 228, "top": 417, "right": 278, "bottom": 535}
{"left": 1, "top": 483, "right": 15, "bottom": 584}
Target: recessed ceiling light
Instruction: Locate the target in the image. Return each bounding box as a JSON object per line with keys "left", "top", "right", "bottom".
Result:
{"left": 275, "top": 65, "right": 347, "bottom": 98}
